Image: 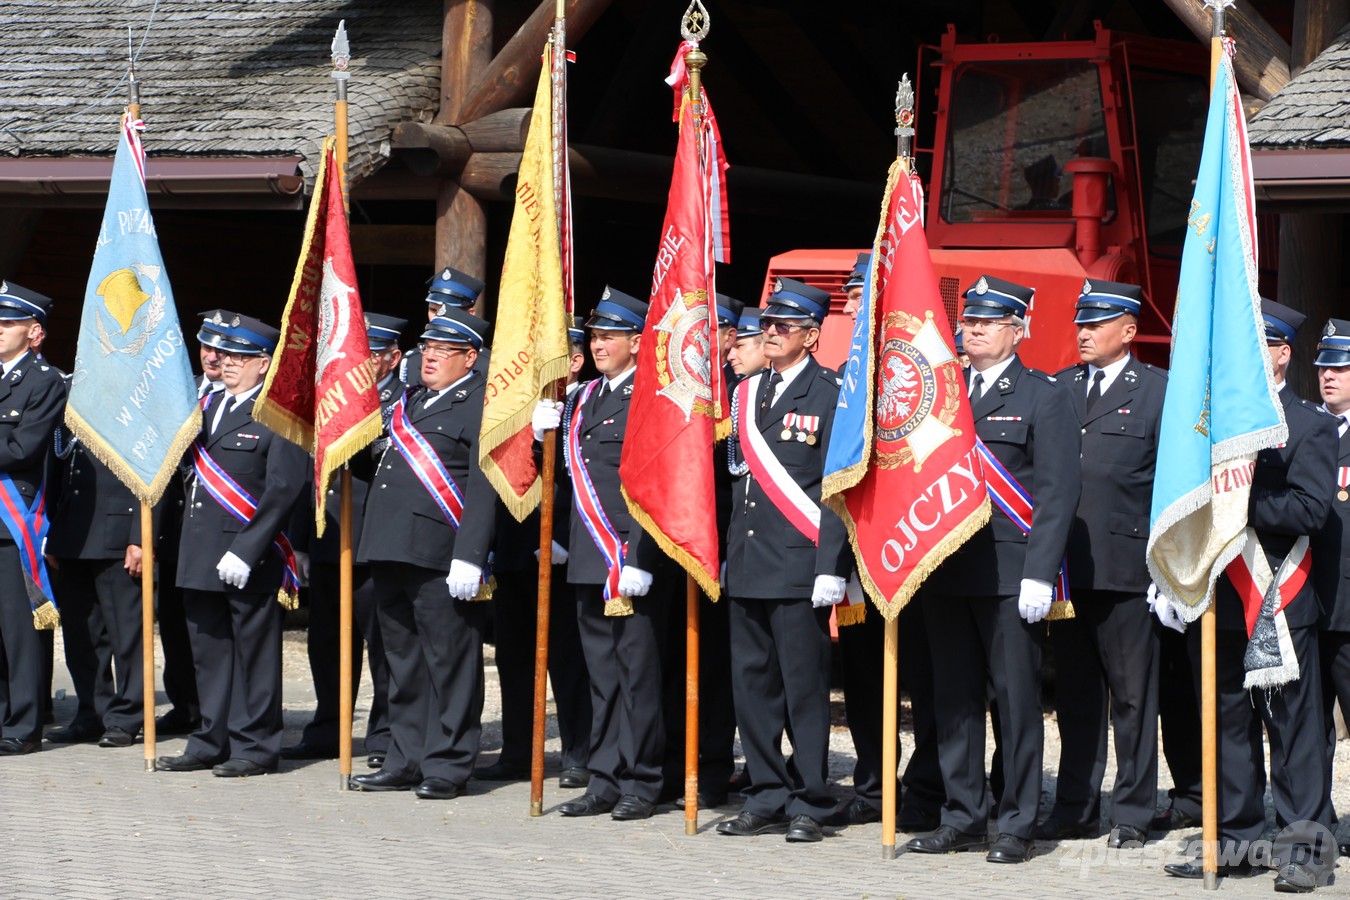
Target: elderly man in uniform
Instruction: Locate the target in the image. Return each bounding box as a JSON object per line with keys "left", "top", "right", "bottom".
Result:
{"left": 349, "top": 308, "right": 497, "bottom": 800}
{"left": 158, "top": 313, "right": 306, "bottom": 777}
{"left": 714, "top": 277, "right": 851, "bottom": 844}
{"left": 1038, "top": 279, "right": 1170, "bottom": 848}
{"left": 0, "top": 283, "right": 63, "bottom": 756}
{"left": 531, "top": 287, "right": 671, "bottom": 821}
{"left": 906, "top": 275, "right": 1080, "bottom": 864}
{"left": 1165, "top": 301, "right": 1338, "bottom": 890}
{"left": 400, "top": 267, "right": 485, "bottom": 388}
{"left": 283, "top": 313, "right": 407, "bottom": 766}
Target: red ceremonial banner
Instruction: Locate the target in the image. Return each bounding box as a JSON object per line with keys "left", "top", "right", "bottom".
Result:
{"left": 255, "top": 137, "right": 382, "bottom": 536}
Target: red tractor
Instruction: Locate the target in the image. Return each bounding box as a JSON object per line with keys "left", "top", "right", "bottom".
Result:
{"left": 763, "top": 23, "right": 1210, "bottom": 373}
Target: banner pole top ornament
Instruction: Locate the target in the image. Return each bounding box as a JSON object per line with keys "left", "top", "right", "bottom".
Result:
{"left": 331, "top": 19, "right": 351, "bottom": 83}
{"left": 680, "top": 1, "right": 711, "bottom": 43}
{"left": 895, "top": 74, "right": 915, "bottom": 165}
{"left": 680, "top": 1, "right": 711, "bottom": 123}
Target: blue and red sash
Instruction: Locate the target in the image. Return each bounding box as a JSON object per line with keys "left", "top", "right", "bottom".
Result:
{"left": 191, "top": 437, "right": 299, "bottom": 608}
{"left": 0, "top": 473, "right": 57, "bottom": 628}
{"left": 388, "top": 393, "right": 467, "bottom": 529}
{"left": 565, "top": 379, "right": 627, "bottom": 604}
{"left": 974, "top": 438, "right": 1072, "bottom": 610}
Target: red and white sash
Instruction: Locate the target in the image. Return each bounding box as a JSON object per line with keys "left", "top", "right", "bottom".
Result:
{"left": 1224, "top": 531, "right": 1308, "bottom": 689}
{"left": 565, "top": 380, "right": 627, "bottom": 601}
{"left": 388, "top": 393, "right": 466, "bottom": 529}
{"left": 974, "top": 438, "right": 1071, "bottom": 605}
{"left": 734, "top": 373, "right": 820, "bottom": 543}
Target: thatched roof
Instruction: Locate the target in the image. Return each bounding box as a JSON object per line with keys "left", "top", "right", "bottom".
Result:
{"left": 0, "top": 0, "right": 443, "bottom": 186}
{"left": 1249, "top": 21, "right": 1350, "bottom": 149}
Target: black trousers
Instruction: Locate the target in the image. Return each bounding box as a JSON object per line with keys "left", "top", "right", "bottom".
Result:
{"left": 372, "top": 562, "right": 485, "bottom": 784}
{"left": 837, "top": 599, "right": 943, "bottom": 816}
{"left": 728, "top": 595, "right": 835, "bottom": 821}
{"left": 924, "top": 592, "right": 1044, "bottom": 839}
{"left": 182, "top": 588, "right": 283, "bottom": 766}
{"left": 1321, "top": 630, "right": 1350, "bottom": 824}
{"left": 56, "top": 558, "right": 143, "bottom": 734}
{"left": 574, "top": 582, "right": 668, "bottom": 803}
{"left": 1190, "top": 624, "right": 1336, "bottom": 873}
{"left": 156, "top": 546, "right": 199, "bottom": 722}
{"left": 1157, "top": 624, "right": 1202, "bottom": 819}
{"left": 300, "top": 561, "right": 389, "bottom": 753}
{"left": 1048, "top": 590, "right": 1159, "bottom": 830}
{"left": 0, "top": 537, "right": 43, "bottom": 742}
{"left": 491, "top": 567, "right": 591, "bottom": 771}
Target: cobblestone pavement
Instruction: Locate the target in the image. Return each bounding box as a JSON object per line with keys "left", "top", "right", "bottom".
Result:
{"left": 3, "top": 633, "right": 1349, "bottom": 898}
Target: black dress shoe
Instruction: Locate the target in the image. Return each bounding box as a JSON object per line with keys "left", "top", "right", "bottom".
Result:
{"left": 897, "top": 806, "right": 941, "bottom": 833}
{"left": 716, "top": 812, "right": 790, "bottom": 836}
{"left": 366, "top": 754, "right": 385, "bottom": 770}
{"left": 674, "top": 790, "right": 729, "bottom": 810}
{"left": 472, "top": 760, "right": 529, "bottom": 781}
{"left": 1106, "top": 824, "right": 1148, "bottom": 848}
{"left": 558, "top": 793, "right": 617, "bottom": 817}
{"left": 785, "top": 815, "right": 823, "bottom": 843}
{"left": 986, "top": 833, "right": 1034, "bottom": 863}
{"left": 824, "top": 797, "right": 881, "bottom": 827}
{"left": 213, "top": 758, "right": 276, "bottom": 777}
{"left": 1034, "top": 816, "right": 1097, "bottom": 840}
{"left": 157, "top": 753, "right": 219, "bottom": 772}
{"left": 1149, "top": 805, "right": 1200, "bottom": 833}
{"left": 98, "top": 726, "right": 137, "bottom": 748}
{"left": 1164, "top": 860, "right": 1257, "bottom": 879}
{"left": 154, "top": 711, "right": 200, "bottom": 736}
{"left": 1273, "top": 862, "right": 1318, "bottom": 893}
{"left": 280, "top": 740, "right": 337, "bottom": 760}
{"left": 0, "top": 738, "right": 41, "bottom": 755}
{"left": 414, "top": 777, "right": 461, "bottom": 800}
{"left": 350, "top": 770, "right": 419, "bottom": 792}
{"left": 906, "top": 825, "right": 988, "bottom": 854}
{"left": 611, "top": 795, "right": 655, "bottom": 821}
{"left": 558, "top": 767, "right": 590, "bottom": 789}
{"left": 46, "top": 723, "right": 101, "bottom": 744}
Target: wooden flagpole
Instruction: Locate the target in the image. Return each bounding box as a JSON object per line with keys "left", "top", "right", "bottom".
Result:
{"left": 332, "top": 20, "right": 355, "bottom": 792}
{"left": 530, "top": 0, "right": 568, "bottom": 818}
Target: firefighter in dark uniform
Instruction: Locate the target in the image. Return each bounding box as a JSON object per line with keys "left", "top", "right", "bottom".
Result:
{"left": 829, "top": 254, "right": 944, "bottom": 832}
{"left": 715, "top": 278, "right": 851, "bottom": 844}
{"left": 1166, "top": 301, "right": 1338, "bottom": 889}
{"left": 0, "top": 283, "right": 63, "bottom": 756}
{"left": 350, "top": 308, "right": 497, "bottom": 800}
{"left": 478, "top": 317, "right": 592, "bottom": 787}
{"left": 1039, "top": 279, "right": 1168, "bottom": 847}
{"left": 1311, "top": 317, "right": 1350, "bottom": 861}
{"left": 157, "top": 313, "right": 306, "bottom": 777}
{"left": 45, "top": 424, "right": 146, "bottom": 749}
{"left": 282, "top": 313, "right": 406, "bottom": 765}
{"left": 531, "top": 286, "right": 671, "bottom": 821}
{"left": 399, "top": 267, "right": 486, "bottom": 388}
{"left": 907, "top": 275, "right": 1080, "bottom": 864}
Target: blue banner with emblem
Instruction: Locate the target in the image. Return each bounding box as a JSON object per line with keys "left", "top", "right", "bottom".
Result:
{"left": 65, "top": 116, "right": 201, "bottom": 505}
{"left": 1147, "top": 50, "right": 1286, "bottom": 617}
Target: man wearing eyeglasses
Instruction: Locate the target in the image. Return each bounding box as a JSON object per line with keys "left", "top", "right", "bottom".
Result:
{"left": 284, "top": 313, "right": 407, "bottom": 767}
{"left": 399, "top": 267, "right": 487, "bottom": 387}
{"left": 351, "top": 308, "right": 497, "bottom": 801}
{"left": 157, "top": 312, "right": 307, "bottom": 777}
{"left": 715, "top": 277, "right": 851, "bottom": 844}
{"left": 906, "top": 274, "right": 1080, "bottom": 864}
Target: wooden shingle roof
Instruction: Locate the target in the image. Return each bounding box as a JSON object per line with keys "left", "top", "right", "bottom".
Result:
{"left": 0, "top": 0, "right": 443, "bottom": 186}
{"left": 1249, "top": 21, "right": 1350, "bottom": 148}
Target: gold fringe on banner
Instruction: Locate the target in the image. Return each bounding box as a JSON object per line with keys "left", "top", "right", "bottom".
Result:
{"left": 32, "top": 601, "right": 60, "bottom": 630}
{"left": 64, "top": 404, "right": 202, "bottom": 508}
{"left": 836, "top": 603, "right": 866, "bottom": 627}
{"left": 621, "top": 486, "right": 720, "bottom": 601}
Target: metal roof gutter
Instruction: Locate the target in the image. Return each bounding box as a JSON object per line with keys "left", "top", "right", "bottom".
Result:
{"left": 1253, "top": 148, "right": 1350, "bottom": 209}
{"left": 0, "top": 157, "right": 307, "bottom": 209}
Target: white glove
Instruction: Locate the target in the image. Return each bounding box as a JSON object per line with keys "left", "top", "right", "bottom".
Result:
{"left": 1017, "top": 578, "right": 1053, "bottom": 624}
{"left": 1148, "top": 583, "right": 1186, "bottom": 634}
{"left": 445, "top": 559, "right": 483, "bottom": 601}
{"left": 811, "top": 574, "right": 847, "bottom": 608}
{"left": 217, "top": 551, "right": 252, "bottom": 589}
{"left": 534, "top": 540, "right": 569, "bottom": 565}
{"left": 532, "top": 399, "right": 562, "bottom": 441}
{"left": 294, "top": 550, "right": 311, "bottom": 587}
{"left": 618, "top": 565, "right": 653, "bottom": 598}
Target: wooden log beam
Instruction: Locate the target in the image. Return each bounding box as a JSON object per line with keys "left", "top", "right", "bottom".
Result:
{"left": 1292, "top": 0, "right": 1350, "bottom": 77}
{"left": 1161, "top": 0, "right": 1290, "bottom": 101}
{"left": 457, "top": 0, "right": 615, "bottom": 124}
{"left": 392, "top": 110, "right": 531, "bottom": 177}
{"left": 436, "top": 0, "right": 494, "bottom": 275}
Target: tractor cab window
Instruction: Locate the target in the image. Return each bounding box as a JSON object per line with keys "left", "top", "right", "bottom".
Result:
{"left": 1128, "top": 71, "right": 1208, "bottom": 253}
{"left": 940, "top": 59, "right": 1113, "bottom": 224}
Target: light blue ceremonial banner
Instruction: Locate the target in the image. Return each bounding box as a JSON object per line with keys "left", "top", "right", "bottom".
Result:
{"left": 1146, "top": 55, "right": 1285, "bottom": 617}
{"left": 823, "top": 255, "right": 874, "bottom": 484}
{"left": 66, "top": 117, "right": 201, "bottom": 506}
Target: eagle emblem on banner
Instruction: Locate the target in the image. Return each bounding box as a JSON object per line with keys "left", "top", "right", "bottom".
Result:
{"left": 875, "top": 309, "right": 963, "bottom": 472}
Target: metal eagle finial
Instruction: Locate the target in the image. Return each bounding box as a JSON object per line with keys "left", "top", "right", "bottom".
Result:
{"left": 895, "top": 75, "right": 914, "bottom": 139}
{"left": 681, "top": 0, "right": 711, "bottom": 42}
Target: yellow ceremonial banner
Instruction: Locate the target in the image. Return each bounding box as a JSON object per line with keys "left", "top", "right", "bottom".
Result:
{"left": 478, "top": 46, "right": 570, "bottom": 522}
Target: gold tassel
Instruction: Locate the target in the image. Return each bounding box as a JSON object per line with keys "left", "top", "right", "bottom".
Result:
{"left": 604, "top": 596, "right": 634, "bottom": 617}
{"left": 835, "top": 603, "right": 867, "bottom": 627}
{"left": 1047, "top": 599, "right": 1075, "bottom": 621}
{"left": 276, "top": 588, "right": 299, "bottom": 611}
{"left": 32, "top": 601, "right": 60, "bottom": 631}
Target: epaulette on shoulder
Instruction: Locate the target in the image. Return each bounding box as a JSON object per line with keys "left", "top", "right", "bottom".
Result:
{"left": 1302, "top": 398, "right": 1331, "bottom": 414}
{"left": 818, "top": 367, "right": 842, "bottom": 387}
{"left": 1053, "top": 363, "right": 1084, "bottom": 380}
{"left": 1139, "top": 362, "right": 1167, "bottom": 379}
{"left": 1025, "top": 368, "right": 1057, "bottom": 384}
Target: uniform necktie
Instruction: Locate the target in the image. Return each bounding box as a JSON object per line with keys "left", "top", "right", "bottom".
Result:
{"left": 760, "top": 372, "right": 783, "bottom": 425}
{"left": 970, "top": 373, "right": 985, "bottom": 401}
{"left": 1085, "top": 370, "right": 1106, "bottom": 415}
